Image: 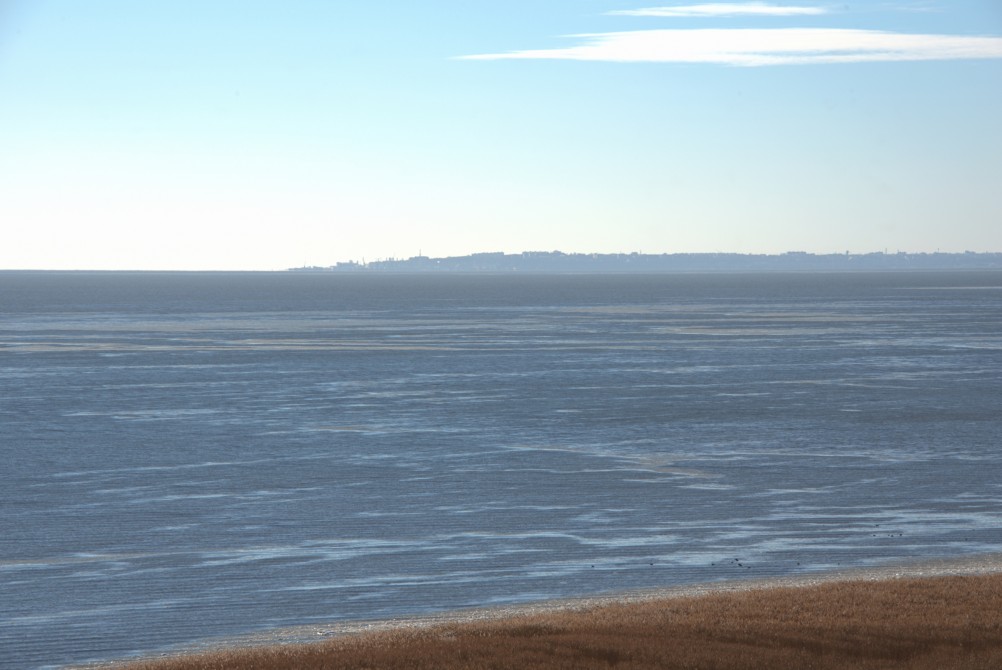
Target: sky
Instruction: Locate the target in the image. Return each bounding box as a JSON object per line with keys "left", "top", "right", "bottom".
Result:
{"left": 1, "top": 1, "right": 1001, "bottom": 270}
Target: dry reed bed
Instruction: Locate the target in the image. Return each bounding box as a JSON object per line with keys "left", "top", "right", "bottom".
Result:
{"left": 115, "top": 573, "right": 1002, "bottom": 669}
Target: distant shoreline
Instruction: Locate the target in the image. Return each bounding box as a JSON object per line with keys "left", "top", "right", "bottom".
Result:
{"left": 292, "top": 251, "right": 1002, "bottom": 274}
{"left": 4, "top": 254, "right": 1002, "bottom": 273}
{"left": 86, "top": 553, "right": 1002, "bottom": 669}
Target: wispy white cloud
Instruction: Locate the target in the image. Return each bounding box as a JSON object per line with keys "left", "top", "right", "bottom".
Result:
{"left": 462, "top": 28, "right": 1002, "bottom": 66}
{"left": 610, "top": 3, "right": 828, "bottom": 18}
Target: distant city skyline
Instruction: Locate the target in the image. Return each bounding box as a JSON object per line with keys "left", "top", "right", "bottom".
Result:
{"left": 2, "top": 1, "right": 1001, "bottom": 270}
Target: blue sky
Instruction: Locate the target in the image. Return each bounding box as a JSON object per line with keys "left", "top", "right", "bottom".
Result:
{"left": 2, "top": 1, "right": 1001, "bottom": 270}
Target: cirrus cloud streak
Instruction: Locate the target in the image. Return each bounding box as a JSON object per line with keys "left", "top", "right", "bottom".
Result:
{"left": 462, "top": 28, "right": 1002, "bottom": 66}
{"left": 609, "top": 3, "right": 828, "bottom": 18}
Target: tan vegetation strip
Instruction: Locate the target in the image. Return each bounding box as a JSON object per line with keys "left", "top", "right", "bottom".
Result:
{"left": 86, "top": 555, "right": 1002, "bottom": 670}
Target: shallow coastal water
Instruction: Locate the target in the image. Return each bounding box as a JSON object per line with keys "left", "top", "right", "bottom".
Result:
{"left": 2, "top": 271, "right": 1001, "bottom": 669}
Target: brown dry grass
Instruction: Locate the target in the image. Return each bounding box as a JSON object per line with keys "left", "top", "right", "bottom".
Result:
{"left": 116, "top": 574, "right": 1002, "bottom": 669}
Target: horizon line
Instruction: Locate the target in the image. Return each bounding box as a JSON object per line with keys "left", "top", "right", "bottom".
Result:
{"left": 5, "top": 250, "right": 1002, "bottom": 273}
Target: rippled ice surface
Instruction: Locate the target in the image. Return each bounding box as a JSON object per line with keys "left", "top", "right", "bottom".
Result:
{"left": 2, "top": 271, "right": 1002, "bottom": 668}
